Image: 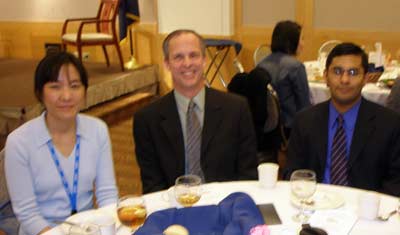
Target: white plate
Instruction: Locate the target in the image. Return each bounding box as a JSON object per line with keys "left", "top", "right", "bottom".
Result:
{"left": 291, "top": 190, "right": 345, "bottom": 210}
{"left": 61, "top": 210, "right": 115, "bottom": 234}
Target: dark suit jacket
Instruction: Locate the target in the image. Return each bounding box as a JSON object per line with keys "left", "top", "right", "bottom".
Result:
{"left": 284, "top": 98, "right": 400, "bottom": 196}
{"left": 134, "top": 88, "right": 258, "bottom": 193}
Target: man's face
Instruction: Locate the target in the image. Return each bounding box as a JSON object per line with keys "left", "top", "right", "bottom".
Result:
{"left": 164, "top": 33, "right": 206, "bottom": 97}
{"left": 325, "top": 54, "right": 367, "bottom": 111}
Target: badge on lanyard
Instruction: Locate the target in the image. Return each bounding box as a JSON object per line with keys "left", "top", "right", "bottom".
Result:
{"left": 47, "top": 136, "right": 81, "bottom": 216}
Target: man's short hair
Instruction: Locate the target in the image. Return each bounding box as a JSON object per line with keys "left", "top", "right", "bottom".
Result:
{"left": 270, "top": 20, "right": 302, "bottom": 55}
{"left": 162, "top": 29, "right": 206, "bottom": 60}
{"left": 325, "top": 42, "right": 369, "bottom": 73}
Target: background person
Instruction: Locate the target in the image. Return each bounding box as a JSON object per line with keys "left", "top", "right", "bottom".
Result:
{"left": 5, "top": 52, "right": 118, "bottom": 235}
{"left": 257, "top": 20, "right": 311, "bottom": 138}
{"left": 134, "top": 29, "right": 258, "bottom": 194}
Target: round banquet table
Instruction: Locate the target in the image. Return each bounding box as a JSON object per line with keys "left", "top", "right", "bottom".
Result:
{"left": 45, "top": 181, "right": 399, "bottom": 235}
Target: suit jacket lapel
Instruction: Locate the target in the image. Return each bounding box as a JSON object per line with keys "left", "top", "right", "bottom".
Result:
{"left": 201, "top": 88, "right": 223, "bottom": 156}
{"left": 315, "top": 101, "right": 330, "bottom": 176}
{"left": 159, "top": 92, "right": 185, "bottom": 169}
{"left": 348, "top": 98, "right": 375, "bottom": 167}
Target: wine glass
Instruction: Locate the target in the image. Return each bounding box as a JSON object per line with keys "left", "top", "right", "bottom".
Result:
{"left": 174, "top": 174, "right": 202, "bottom": 207}
{"left": 117, "top": 195, "right": 147, "bottom": 231}
{"left": 290, "top": 169, "right": 317, "bottom": 223}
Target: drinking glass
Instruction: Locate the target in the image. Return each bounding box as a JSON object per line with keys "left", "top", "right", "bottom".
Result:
{"left": 117, "top": 195, "right": 147, "bottom": 231}
{"left": 290, "top": 169, "right": 317, "bottom": 223}
{"left": 174, "top": 174, "right": 202, "bottom": 207}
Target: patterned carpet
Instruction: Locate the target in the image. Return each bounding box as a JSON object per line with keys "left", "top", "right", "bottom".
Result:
{"left": 85, "top": 92, "right": 156, "bottom": 196}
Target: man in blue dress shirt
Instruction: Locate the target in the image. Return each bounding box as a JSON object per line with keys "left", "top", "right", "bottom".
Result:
{"left": 284, "top": 42, "right": 400, "bottom": 197}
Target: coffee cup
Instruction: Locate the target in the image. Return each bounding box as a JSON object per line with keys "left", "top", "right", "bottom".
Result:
{"left": 358, "top": 191, "right": 380, "bottom": 220}
{"left": 92, "top": 213, "right": 115, "bottom": 235}
{"left": 257, "top": 163, "right": 279, "bottom": 188}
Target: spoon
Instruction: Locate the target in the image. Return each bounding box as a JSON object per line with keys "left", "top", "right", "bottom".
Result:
{"left": 377, "top": 210, "right": 398, "bottom": 221}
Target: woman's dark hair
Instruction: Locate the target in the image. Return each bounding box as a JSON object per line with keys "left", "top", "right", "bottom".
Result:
{"left": 270, "top": 20, "right": 302, "bottom": 55}
{"left": 325, "top": 42, "right": 368, "bottom": 73}
{"left": 34, "top": 51, "right": 88, "bottom": 102}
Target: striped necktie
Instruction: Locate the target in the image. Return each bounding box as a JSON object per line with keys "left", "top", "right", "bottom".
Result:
{"left": 330, "top": 115, "right": 349, "bottom": 186}
{"left": 186, "top": 100, "right": 204, "bottom": 180}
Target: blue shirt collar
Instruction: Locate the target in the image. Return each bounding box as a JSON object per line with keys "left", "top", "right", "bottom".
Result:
{"left": 36, "top": 112, "right": 85, "bottom": 147}
{"left": 328, "top": 99, "right": 362, "bottom": 130}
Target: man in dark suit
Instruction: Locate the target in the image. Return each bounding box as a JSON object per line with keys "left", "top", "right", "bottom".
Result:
{"left": 134, "top": 29, "right": 258, "bottom": 193}
{"left": 284, "top": 42, "right": 400, "bottom": 196}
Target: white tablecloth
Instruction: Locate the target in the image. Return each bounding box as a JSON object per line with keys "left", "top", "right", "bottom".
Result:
{"left": 45, "top": 181, "right": 399, "bottom": 235}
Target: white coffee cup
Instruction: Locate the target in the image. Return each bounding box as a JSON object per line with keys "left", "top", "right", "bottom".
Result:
{"left": 257, "top": 163, "right": 279, "bottom": 188}
{"left": 92, "top": 213, "right": 115, "bottom": 235}
{"left": 358, "top": 191, "right": 380, "bottom": 220}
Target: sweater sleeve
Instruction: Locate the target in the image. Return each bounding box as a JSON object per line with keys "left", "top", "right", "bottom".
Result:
{"left": 4, "top": 136, "right": 49, "bottom": 235}
{"left": 94, "top": 120, "right": 118, "bottom": 207}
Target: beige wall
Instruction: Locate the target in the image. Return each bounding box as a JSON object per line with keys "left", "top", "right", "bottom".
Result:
{"left": 242, "top": 0, "right": 295, "bottom": 26}
{"left": 314, "top": 0, "right": 400, "bottom": 31}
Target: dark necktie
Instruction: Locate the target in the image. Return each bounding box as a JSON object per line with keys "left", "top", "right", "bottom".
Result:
{"left": 330, "top": 115, "right": 349, "bottom": 186}
{"left": 186, "top": 100, "right": 204, "bottom": 180}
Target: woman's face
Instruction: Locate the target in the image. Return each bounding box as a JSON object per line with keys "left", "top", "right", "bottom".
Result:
{"left": 42, "top": 63, "right": 85, "bottom": 122}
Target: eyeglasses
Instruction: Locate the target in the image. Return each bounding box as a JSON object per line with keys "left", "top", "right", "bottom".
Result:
{"left": 329, "top": 67, "right": 362, "bottom": 78}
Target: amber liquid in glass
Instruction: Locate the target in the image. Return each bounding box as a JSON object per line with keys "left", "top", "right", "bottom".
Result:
{"left": 176, "top": 193, "right": 201, "bottom": 207}
{"left": 117, "top": 205, "right": 147, "bottom": 228}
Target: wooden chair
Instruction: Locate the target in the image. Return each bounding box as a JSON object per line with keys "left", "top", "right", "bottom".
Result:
{"left": 61, "top": 0, "right": 124, "bottom": 71}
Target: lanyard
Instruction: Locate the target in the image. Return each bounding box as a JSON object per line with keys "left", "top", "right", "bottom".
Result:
{"left": 47, "top": 136, "right": 80, "bottom": 215}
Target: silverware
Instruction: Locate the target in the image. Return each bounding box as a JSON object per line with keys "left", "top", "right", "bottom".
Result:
{"left": 377, "top": 210, "right": 397, "bottom": 221}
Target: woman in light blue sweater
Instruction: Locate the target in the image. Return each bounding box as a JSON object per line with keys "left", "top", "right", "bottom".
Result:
{"left": 5, "top": 52, "right": 118, "bottom": 235}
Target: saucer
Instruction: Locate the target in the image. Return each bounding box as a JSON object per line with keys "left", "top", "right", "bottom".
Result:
{"left": 291, "top": 190, "right": 345, "bottom": 210}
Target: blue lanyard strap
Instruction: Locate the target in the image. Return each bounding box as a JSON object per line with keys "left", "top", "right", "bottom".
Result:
{"left": 47, "top": 136, "right": 80, "bottom": 215}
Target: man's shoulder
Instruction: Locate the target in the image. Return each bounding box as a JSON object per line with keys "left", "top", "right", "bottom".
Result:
{"left": 362, "top": 99, "right": 400, "bottom": 122}
{"left": 206, "top": 87, "right": 246, "bottom": 104}
{"left": 135, "top": 92, "right": 174, "bottom": 117}
{"left": 295, "top": 101, "right": 328, "bottom": 120}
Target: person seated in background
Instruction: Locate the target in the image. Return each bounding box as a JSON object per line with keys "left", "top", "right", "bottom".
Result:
{"left": 284, "top": 42, "right": 400, "bottom": 197}
{"left": 5, "top": 52, "right": 118, "bottom": 235}
{"left": 257, "top": 20, "right": 311, "bottom": 138}
{"left": 133, "top": 29, "right": 258, "bottom": 194}
{"left": 386, "top": 76, "right": 400, "bottom": 113}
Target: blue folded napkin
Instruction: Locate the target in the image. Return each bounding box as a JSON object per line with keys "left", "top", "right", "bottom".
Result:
{"left": 134, "top": 192, "right": 264, "bottom": 235}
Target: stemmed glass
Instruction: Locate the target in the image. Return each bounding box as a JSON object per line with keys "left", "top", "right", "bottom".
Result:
{"left": 290, "top": 169, "right": 317, "bottom": 223}
{"left": 117, "top": 195, "right": 147, "bottom": 232}
{"left": 174, "top": 174, "right": 202, "bottom": 207}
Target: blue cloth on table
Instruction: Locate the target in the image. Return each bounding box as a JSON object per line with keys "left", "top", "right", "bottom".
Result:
{"left": 134, "top": 192, "right": 263, "bottom": 235}
{"left": 204, "top": 39, "right": 242, "bottom": 55}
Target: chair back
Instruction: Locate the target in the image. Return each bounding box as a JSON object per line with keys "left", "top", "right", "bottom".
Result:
{"left": 97, "top": 0, "right": 120, "bottom": 34}
{"left": 0, "top": 149, "right": 10, "bottom": 209}
{"left": 253, "top": 44, "right": 271, "bottom": 66}
{"left": 318, "top": 40, "right": 342, "bottom": 66}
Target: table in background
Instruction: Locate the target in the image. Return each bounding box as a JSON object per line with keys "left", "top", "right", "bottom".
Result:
{"left": 46, "top": 181, "right": 399, "bottom": 235}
